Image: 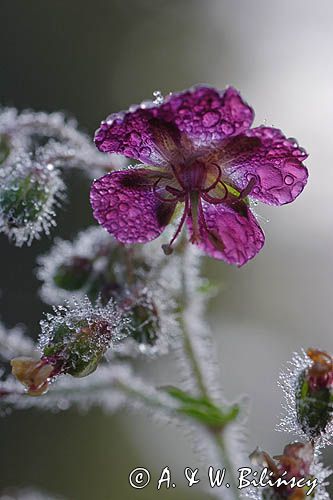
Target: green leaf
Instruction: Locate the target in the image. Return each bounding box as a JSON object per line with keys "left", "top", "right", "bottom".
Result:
{"left": 163, "top": 385, "right": 239, "bottom": 429}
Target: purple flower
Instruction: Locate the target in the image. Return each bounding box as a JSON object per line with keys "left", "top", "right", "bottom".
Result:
{"left": 90, "top": 86, "right": 308, "bottom": 266}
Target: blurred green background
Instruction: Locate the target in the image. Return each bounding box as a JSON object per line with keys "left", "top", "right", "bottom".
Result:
{"left": 0, "top": 1, "right": 332, "bottom": 498}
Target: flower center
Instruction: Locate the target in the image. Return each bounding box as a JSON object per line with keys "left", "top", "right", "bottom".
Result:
{"left": 156, "top": 154, "right": 256, "bottom": 255}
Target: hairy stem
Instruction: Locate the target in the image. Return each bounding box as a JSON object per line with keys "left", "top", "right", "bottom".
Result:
{"left": 179, "top": 313, "right": 209, "bottom": 397}
{"left": 213, "top": 431, "right": 241, "bottom": 499}
{"left": 114, "top": 379, "right": 177, "bottom": 416}
{"left": 178, "top": 242, "right": 241, "bottom": 499}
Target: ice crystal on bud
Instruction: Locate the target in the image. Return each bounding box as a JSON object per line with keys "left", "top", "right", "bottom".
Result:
{"left": 38, "top": 296, "right": 129, "bottom": 379}
{"left": 0, "top": 153, "right": 65, "bottom": 246}
{"left": 278, "top": 349, "right": 333, "bottom": 447}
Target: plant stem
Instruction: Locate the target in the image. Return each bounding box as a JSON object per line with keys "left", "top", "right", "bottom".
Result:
{"left": 178, "top": 241, "right": 209, "bottom": 398}
{"left": 179, "top": 243, "right": 241, "bottom": 499}
{"left": 114, "top": 379, "right": 177, "bottom": 416}
{"left": 213, "top": 431, "right": 241, "bottom": 499}
{"left": 179, "top": 313, "right": 209, "bottom": 397}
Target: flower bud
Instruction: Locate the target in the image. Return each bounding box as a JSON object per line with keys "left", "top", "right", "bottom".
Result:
{"left": 39, "top": 297, "right": 129, "bottom": 379}
{"left": 37, "top": 227, "right": 182, "bottom": 357}
{"left": 53, "top": 256, "right": 93, "bottom": 291}
{"left": 123, "top": 292, "right": 159, "bottom": 347}
{"left": 43, "top": 320, "right": 110, "bottom": 377}
{"left": 11, "top": 357, "right": 54, "bottom": 396}
{"left": 0, "top": 155, "right": 65, "bottom": 246}
{"left": 113, "top": 286, "right": 174, "bottom": 357}
{"left": 296, "top": 349, "right": 333, "bottom": 439}
{"left": 251, "top": 442, "right": 315, "bottom": 499}
{"left": 37, "top": 226, "right": 116, "bottom": 305}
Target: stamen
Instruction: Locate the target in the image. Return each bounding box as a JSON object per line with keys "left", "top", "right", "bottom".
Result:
{"left": 162, "top": 197, "right": 189, "bottom": 255}
{"left": 165, "top": 185, "right": 185, "bottom": 198}
{"left": 189, "top": 191, "right": 200, "bottom": 243}
{"left": 169, "top": 163, "right": 186, "bottom": 190}
{"left": 153, "top": 177, "right": 184, "bottom": 203}
{"left": 239, "top": 176, "right": 257, "bottom": 199}
{"left": 202, "top": 163, "right": 222, "bottom": 192}
{"left": 202, "top": 181, "right": 228, "bottom": 204}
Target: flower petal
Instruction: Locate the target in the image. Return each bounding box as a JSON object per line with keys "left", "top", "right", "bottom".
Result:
{"left": 222, "top": 127, "right": 308, "bottom": 205}
{"left": 94, "top": 86, "right": 254, "bottom": 164}
{"left": 90, "top": 169, "right": 176, "bottom": 243}
{"left": 187, "top": 200, "right": 265, "bottom": 266}
{"left": 161, "top": 86, "right": 254, "bottom": 144}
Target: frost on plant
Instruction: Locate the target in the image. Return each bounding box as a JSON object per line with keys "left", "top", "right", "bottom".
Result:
{"left": 22, "top": 296, "right": 129, "bottom": 394}
{"left": 278, "top": 349, "right": 333, "bottom": 447}
{"left": 0, "top": 106, "right": 126, "bottom": 246}
{"left": 37, "top": 226, "right": 185, "bottom": 357}
{"left": 0, "top": 153, "right": 65, "bottom": 246}
{"left": 2, "top": 85, "right": 330, "bottom": 500}
{"left": 248, "top": 442, "right": 331, "bottom": 499}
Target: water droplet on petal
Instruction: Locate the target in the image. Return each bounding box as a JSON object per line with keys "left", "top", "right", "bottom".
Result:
{"left": 220, "top": 121, "right": 234, "bottom": 135}
{"left": 119, "top": 202, "right": 129, "bottom": 212}
{"left": 129, "top": 132, "right": 141, "bottom": 146}
{"left": 284, "top": 174, "right": 294, "bottom": 185}
{"left": 202, "top": 111, "right": 220, "bottom": 127}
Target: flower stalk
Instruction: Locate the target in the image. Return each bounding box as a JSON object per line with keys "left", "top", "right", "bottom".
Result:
{"left": 175, "top": 241, "right": 242, "bottom": 499}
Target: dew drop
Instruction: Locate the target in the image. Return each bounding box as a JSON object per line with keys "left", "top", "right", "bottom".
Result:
{"left": 284, "top": 174, "right": 294, "bottom": 185}
{"left": 119, "top": 202, "right": 129, "bottom": 212}
{"left": 221, "top": 121, "right": 234, "bottom": 135}
{"left": 129, "top": 132, "right": 141, "bottom": 146}
{"left": 202, "top": 110, "right": 220, "bottom": 127}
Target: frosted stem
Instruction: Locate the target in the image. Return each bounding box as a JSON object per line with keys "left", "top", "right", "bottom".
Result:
{"left": 179, "top": 313, "right": 209, "bottom": 397}
{"left": 178, "top": 244, "right": 241, "bottom": 499}
{"left": 213, "top": 432, "right": 241, "bottom": 499}
{"left": 114, "top": 379, "right": 177, "bottom": 416}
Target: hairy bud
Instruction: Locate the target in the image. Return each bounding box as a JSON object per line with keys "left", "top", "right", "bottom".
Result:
{"left": 0, "top": 155, "right": 65, "bottom": 246}
{"left": 39, "top": 297, "right": 129, "bottom": 379}
{"left": 122, "top": 289, "right": 160, "bottom": 347}
{"left": 251, "top": 442, "right": 317, "bottom": 499}
{"left": 296, "top": 349, "right": 333, "bottom": 439}
{"left": 53, "top": 256, "right": 93, "bottom": 291}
